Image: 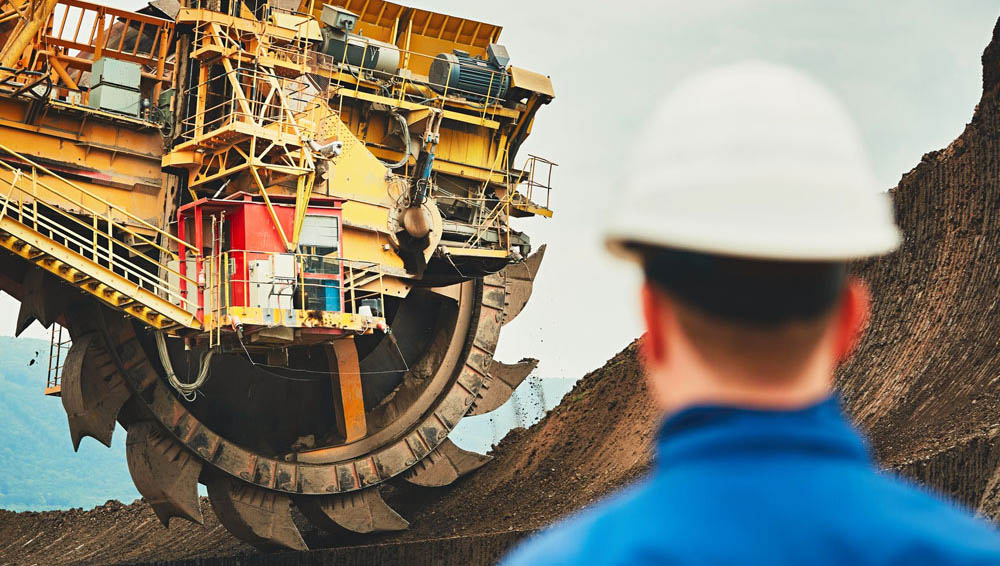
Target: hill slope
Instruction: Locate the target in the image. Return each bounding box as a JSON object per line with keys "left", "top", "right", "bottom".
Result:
{"left": 835, "top": 17, "right": 1000, "bottom": 517}
{"left": 0, "top": 336, "right": 139, "bottom": 511}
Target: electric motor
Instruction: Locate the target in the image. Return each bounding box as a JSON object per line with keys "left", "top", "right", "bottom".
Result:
{"left": 318, "top": 27, "right": 400, "bottom": 75}
{"left": 428, "top": 49, "right": 510, "bottom": 102}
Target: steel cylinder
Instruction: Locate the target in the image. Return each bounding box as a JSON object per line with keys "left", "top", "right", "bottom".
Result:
{"left": 319, "top": 28, "right": 400, "bottom": 75}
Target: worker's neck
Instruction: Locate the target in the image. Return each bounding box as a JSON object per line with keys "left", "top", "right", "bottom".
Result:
{"left": 653, "top": 357, "right": 835, "bottom": 416}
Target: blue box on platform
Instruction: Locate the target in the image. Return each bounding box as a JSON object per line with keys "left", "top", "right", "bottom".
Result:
{"left": 305, "top": 279, "right": 341, "bottom": 312}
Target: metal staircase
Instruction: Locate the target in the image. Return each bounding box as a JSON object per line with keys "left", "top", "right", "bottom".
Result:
{"left": 0, "top": 144, "right": 202, "bottom": 333}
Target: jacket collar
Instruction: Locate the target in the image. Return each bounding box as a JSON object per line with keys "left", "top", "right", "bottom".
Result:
{"left": 655, "top": 396, "right": 871, "bottom": 468}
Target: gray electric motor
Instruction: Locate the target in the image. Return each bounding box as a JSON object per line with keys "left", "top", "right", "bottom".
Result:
{"left": 428, "top": 45, "right": 510, "bottom": 102}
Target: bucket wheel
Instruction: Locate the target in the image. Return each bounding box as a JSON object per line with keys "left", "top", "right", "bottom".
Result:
{"left": 51, "top": 246, "right": 545, "bottom": 550}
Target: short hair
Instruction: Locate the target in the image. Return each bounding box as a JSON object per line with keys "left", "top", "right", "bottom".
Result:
{"left": 637, "top": 247, "right": 847, "bottom": 326}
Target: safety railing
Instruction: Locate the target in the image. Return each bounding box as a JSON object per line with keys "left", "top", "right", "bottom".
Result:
{"left": 198, "top": 249, "right": 386, "bottom": 340}
{"left": 186, "top": 2, "right": 511, "bottom": 119}
{"left": 44, "top": 0, "right": 175, "bottom": 70}
{"left": 516, "top": 155, "right": 556, "bottom": 212}
{"left": 427, "top": 152, "right": 555, "bottom": 253}
{"left": 177, "top": 66, "right": 314, "bottom": 142}
{"left": 46, "top": 323, "right": 70, "bottom": 394}
{"left": 179, "top": 12, "right": 325, "bottom": 144}
{"left": 36, "top": 0, "right": 174, "bottom": 109}
{"left": 0, "top": 144, "right": 200, "bottom": 310}
{"left": 0, "top": 0, "right": 174, "bottom": 118}
{"left": 309, "top": 44, "right": 509, "bottom": 125}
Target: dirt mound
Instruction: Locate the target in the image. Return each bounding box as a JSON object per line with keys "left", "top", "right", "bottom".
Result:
{"left": 6, "top": 15, "right": 1000, "bottom": 566}
{"left": 835, "top": 18, "right": 1000, "bottom": 517}
{"left": 0, "top": 499, "right": 250, "bottom": 565}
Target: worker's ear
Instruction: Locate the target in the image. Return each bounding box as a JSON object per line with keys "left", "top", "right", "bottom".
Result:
{"left": 640, "top": 282, "right": 669, "bottom": 368}
{"left": 834, "top": 278, "right": 871, "bottom": 362}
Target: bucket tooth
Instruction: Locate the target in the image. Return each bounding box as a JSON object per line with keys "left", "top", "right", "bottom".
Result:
{"left": 206, "top": 475, "right": 307, "bottom": 551}
{"left": 60, "top": 333, "right": 130, "bottom": 450}
{"left": 14, "top": 299, "right": 40, "bottom": 337}
{"left": 426, "top": 282, "right": 462, "bottom": 303}
{"left": 297, "top": 488, "right": 409, "bottom": 534}
{"left": 126, "top": 421, "right": 204, "bottom": 527}
{"left": 503, "top": 244, "right": 545, "bottom": 325}
{"left": 15, "top": 268, "right": 68, "bottom": 336}
{"left": 401, "top": 439, "right": 491, "bottom": 487}
{"left": 469, "top": 358, "right": 539, "bottom": 416}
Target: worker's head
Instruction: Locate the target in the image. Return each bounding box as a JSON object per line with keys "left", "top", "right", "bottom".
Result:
{"left": 604, "top": 61, "right": 901, "bottom": 412}
{"left": 635, "top": 248, "right": 869, "bottom": 411}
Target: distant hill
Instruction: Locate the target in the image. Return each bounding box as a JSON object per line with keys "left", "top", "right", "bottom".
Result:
{"left": 0, "top": 336, "right": 139, "bottom": 511}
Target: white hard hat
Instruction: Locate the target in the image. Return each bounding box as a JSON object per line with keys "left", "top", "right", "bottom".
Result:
{"left": 605, "top": 61, "right": 901, "bottom": 262}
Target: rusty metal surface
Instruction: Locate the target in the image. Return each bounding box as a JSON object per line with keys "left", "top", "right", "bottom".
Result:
{"left": 89, "top": 275, "right": 504, "bottom": 496}
{"left": 501, "top": 244, "right": 546, "bottom": 326}
{"left": 33, "top": 216, "right": 541, "bottom": 550}
{"left": 205, "top": 474, "right": 307, "bottom": 552}
{"left": 296, "top": 487, "right": 409, "bottom": 534}
{"left": 469, "top": 358, "right": 539, "bottom": 416}
{"left": 401, "top": 438, "right": 492, "bottom": 487}
{"left": 59, "top": 332, "right": 130, "bottom": 450}
{"left": 14, "top": 268, "right": 67, "bottom": 336}
{"left": 126, "top": 421, "right": 205, "bottom": 527}
{"left": 328, "top": 338, "right": 367, "bottom": 443}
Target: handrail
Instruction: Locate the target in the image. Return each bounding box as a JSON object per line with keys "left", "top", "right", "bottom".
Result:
{"left": 44, "top": 0, "right": 175, "bottom": 71}
{"left": 47, "top": 324, "right": 70, "bottom": 392}
{"left": 199, "top": 249, "right": 386, "bottom": 325}
{"left": 0, "top": 154, "right": 198, "bottom": 314}
{"left": 0, "top": 144, "right": 199, "bottom": 256}
{"left": 0, "top": 190, "right": 197, "bottom": 307}
{"left": 518, "top": 155, "right": 556, "bottom": 211}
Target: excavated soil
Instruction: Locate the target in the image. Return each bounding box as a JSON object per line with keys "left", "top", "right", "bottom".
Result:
{"left": 835, "top": 17, "right": 1000, "bottom": 518}
{"left": 6, "top": 16, "right": 1000, "bottom": 566}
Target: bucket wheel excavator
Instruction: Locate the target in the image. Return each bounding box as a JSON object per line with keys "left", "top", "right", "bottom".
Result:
{"left": 0, "top": 0, "right": 555, "bottom": 550}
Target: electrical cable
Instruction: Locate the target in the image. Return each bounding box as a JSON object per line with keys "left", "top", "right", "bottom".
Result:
{"left": 156, "top": 332, "right": 214, "bottom": 401}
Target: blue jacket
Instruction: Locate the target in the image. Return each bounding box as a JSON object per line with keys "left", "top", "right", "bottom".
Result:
{"left": 502, "top": 398, "right": 1000, "bottom": 565}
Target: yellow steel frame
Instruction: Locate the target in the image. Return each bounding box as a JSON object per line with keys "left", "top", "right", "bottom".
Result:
{"left": 0, "top": 0, "right": 174, "bottom": 110}
{"left": 167, "top": 10, "right": 319, "bottom": 251}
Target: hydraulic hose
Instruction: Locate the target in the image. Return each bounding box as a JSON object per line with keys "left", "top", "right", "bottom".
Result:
{"left": 379, "top": 111, "right": 411, "bottom": 170}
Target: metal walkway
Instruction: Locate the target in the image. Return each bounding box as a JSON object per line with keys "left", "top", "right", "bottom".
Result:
{"left": 0, "top": 145, "right": 201, "bottom": 333}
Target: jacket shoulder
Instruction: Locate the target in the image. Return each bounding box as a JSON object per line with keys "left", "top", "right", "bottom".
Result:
{"left": 501, "top": 479, "right": 668, "bottom": 566}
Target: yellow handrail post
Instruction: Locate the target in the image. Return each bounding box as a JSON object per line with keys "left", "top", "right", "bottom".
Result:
{"left": 30, "top": 167, "right": 37, "bottom": 231}
{"left": 106, "top": 206, "right": 113, "bottom": 266}
{"left": 299, "top": 254, "right": 306, "bottom": 309}
{"left": 349, "top": 260, "right": 356, "bottom": 315}
{"left": 224, "top": 250, "right": 230, "bottom": 316}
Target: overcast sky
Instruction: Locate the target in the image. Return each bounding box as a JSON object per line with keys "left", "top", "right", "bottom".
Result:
{"left": 2, "top": 0, "right": 999, "bottom": 381}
